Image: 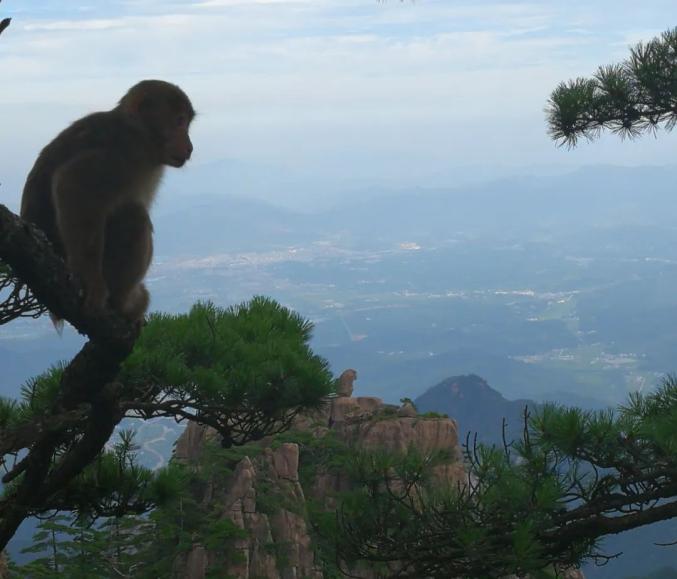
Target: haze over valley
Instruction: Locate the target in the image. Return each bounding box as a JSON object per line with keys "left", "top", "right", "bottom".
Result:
{"left": 6, "top": 164, "right": 677, "bottom": 410}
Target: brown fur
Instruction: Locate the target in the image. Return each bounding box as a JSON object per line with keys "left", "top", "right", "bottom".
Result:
{"left": 20, "top": 80, "right": 194, "bottom": 322}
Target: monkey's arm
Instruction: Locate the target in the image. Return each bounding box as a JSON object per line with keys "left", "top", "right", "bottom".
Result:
{"left": 52, "top": 152, "right": 123, "bottom": 312}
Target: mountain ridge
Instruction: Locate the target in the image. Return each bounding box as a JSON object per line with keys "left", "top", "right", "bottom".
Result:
{"left": 415, "top": 373, "right": 536, "bottom": 446}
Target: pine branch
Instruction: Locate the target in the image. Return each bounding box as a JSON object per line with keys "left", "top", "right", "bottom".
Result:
{"left": 547, "top": 27, "right": 677, "bottom": 146}
{"left": 335, "top": 385, "right": 677, "bottom": 576}
{"left": 0, "top": 263, "right": 46, "bottom": 323}
{"left": 0, "top": 0, "right": 10, "bottom": 37}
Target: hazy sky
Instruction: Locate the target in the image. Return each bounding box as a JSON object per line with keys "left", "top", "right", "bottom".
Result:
{"left": 2, "top": 0, "right": 677, "bottom": 208}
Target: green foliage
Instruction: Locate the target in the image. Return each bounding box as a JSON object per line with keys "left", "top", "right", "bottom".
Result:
{"left": 336, "top": 379, "right": 677, "bottom": 577}
{"left": 548, "top": 27, "right": 677, "bottom": 146}
{"left": 15, "top": 514, "right": 118, "bottom": 578}
{"left": 121, "top": 298, "right": 332, "bottom": 416}
{"left": 121, "top": 438, "right": 266, "bottom": 577}
{"left": 203, "top": 518, "right": 247, "bottom": 551}
{"left": 61, "top": 432, "right": 154, "bottom": 511}
{"left": 377, "top": 405, "right": 398, "bottom": 418}
{"left": 0, "top": 363, "right": 64, "bottom": 431}
{"left": 420, "top": 411, "right": 448, "bottom": 418}
{"left": 11, "top": 433, "right": 183, "bottom": 577}
{"left": 2, "top": 296, "right": 332, "bottom": 540}
{"left": 21, "top": 462, "right": 211, "bottom": 579}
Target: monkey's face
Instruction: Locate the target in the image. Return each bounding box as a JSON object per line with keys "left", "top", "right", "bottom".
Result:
{"left": 126, "top": 81, "right": 195, "bottom": 168}
{"left": 161, "top": 113, "right": 193, "bottom": 168}
{"left": 148, "top": 103, "right": 194, "bottom": 168}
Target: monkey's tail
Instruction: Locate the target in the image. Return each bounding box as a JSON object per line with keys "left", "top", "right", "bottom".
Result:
{"left": 49, "top": 312, "right": 64, "bottom": 336}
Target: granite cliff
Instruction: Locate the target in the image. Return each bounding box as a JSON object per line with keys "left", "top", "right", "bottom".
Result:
{"left": 171, "top": 369, "right": 464, "bottom": 578}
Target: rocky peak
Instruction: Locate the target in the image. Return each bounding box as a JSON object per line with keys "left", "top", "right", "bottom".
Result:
{"left": 336, "top": 368, "right": 357, "bottom": 397}
{"left": 173, "top": 370, "right": 464, "bottom": 579}
{"left": 415, "top": 374, "right": 536, "bottom": 446}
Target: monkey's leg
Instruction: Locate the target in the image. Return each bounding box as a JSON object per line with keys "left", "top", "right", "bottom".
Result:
{"left": 104, "top": 202, "right": 153, "bottom": 320}
{"left": 119, "top": 283, "right": 150, "bottom": 321}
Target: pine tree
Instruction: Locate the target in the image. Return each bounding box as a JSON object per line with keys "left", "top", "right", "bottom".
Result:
{"left": 0, "top": 297, "right": 333, "bottom": 551}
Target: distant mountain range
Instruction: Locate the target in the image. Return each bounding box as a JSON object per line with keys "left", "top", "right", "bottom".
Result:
{"left": 147, "top": 164, "right": 677, "bottom": 257}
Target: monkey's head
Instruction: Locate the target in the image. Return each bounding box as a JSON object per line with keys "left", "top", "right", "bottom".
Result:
{"left": 119, "top": 80, "right": 195, "bottom": 168}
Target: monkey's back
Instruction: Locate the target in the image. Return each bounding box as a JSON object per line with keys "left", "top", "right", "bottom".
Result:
{"left": 20, "top": 111, "right": 153, "bottom": 254}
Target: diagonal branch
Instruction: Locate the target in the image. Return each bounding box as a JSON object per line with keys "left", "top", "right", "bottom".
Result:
{"left": 0, "top": 203, "right": 141, "bottom": 551}
{"left": 0, "top": 0, "right": 10, "bottom": 37}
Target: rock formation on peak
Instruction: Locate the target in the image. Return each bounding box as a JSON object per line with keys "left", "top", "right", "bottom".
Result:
{"left": 172, "top": 370, "right": 464, "bottom": 579}
{"left": 0, "top": 552, "right": 7, "bottom": 579}
{"left": 336, "top": 368, "right": 357, "bottom": 397}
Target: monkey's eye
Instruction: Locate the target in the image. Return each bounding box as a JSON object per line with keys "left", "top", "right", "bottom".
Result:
{"left": 176, "top": 114, "right": 188, "bottom": 127}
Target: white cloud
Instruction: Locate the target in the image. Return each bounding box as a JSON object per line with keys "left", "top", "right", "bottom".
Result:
{"left": 193, "top": 0, "right": 315, "bottom": 6}
{"left": 2, "top": 0, "right": 677, "bottom": 207}
{"left": 24, "top": 18, "right": 128, "bottom": 31}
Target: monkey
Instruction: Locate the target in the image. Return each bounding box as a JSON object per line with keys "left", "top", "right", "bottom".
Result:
{"left": 20, "top": 80, "right": 194, "bottom": 323}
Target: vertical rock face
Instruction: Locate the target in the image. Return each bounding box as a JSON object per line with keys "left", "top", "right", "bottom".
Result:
{"left": 175, "top": 438, "right": 323, "bottom": 579}
{"left": 173, "top": 421, "right": 211, "bottom": 463}
{"left": 214, "top": 444, "right": 321, "bottom": 579}
{"left": 173, "top": 385, "right": 465, "bottom": 579}
{"left": 182, "top": 545, "right": 208, "bottom": 579}
{"left": 0, "top": 552, "right": 7, "bottom": 579}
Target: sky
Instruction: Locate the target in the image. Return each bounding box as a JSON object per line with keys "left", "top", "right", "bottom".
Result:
{"left": 2, "top": 0, "right": 677, "bottom": 209}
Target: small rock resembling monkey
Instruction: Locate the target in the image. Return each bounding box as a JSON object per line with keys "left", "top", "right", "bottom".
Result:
{"left": 20, "top": 80, "right": 194, "bottom": 324}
